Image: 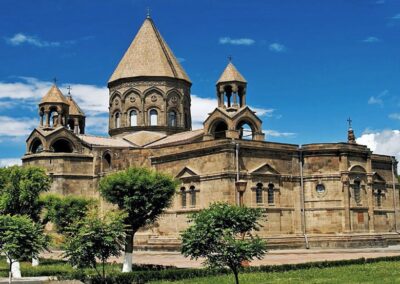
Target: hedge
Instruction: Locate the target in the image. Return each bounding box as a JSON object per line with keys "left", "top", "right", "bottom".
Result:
{"left": 82, "top": 255, "right": 400, "bottom": 284}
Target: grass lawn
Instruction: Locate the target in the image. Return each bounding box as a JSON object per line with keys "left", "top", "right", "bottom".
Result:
{"left": 151, "top": 261, "right": 400, "bottom": 284}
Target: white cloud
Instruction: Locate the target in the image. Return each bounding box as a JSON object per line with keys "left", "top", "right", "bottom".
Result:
{"left": 362, "top": 36, "right": 381, "bottom": 43}
{"left": 0, "top": 158, "right": 22, "bottom": 168}
{"left": 368, "top": 96, "right": 383, "bottom": 105}
{"left": 219, "top": 37, "right": 255, "bottom": 46}
{"left": 269, "top": 43, "right": 286, "bottom": 53}
{"left": 0, "top": 116, "right": 38, "bottom": 137}
{"left": 375, "top": 0, "right": 385, "bottom": 4}
{"left": 368, "top": 89, "right": 388, "bottom": 106}
{"left": 264, "top": 129, "right": 296, "bottom": 137}
{"left": 389, "top": 113, "right": 400, "bottom": 120}
{"left": 177, "top": 57, "right": 186, "bottom": 63}
{"left": 190, "top": 95, "right": 274, "bottom": 130}
{"left": 392, "top": 14, "right": 400, "bottom": 20}
{"left": 5, "top": 33, "right": 60, "bottom": 47}
{"left": 357, "top": 130, "right": 400, "bottom": 170}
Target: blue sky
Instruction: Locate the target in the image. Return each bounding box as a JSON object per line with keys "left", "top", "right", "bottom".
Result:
{"left": 1, "top": 0, "right": 400, "bottom": 166}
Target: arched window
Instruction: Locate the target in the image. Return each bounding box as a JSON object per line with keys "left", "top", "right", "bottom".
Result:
{"left": 30, "top": 139, "right": 43, "bottom": 154}
{"left": 376, "top": 189, "right": 382, "bottom": 207}
{"left": 168, "top": 111, "right": 177, "bottom": 127}
{"left": 354, "top": 179, "right": 361, "bottom": 204}
{"left": 149, "top": 109, "right": 158, "bottom": 126}
{"left": 181, "top": 187, "right": 186, "bottom": 208}
{"left": 103, "top": 153, "right": 111, "bottom": 171}
{"left": 256, "top": 183, "right": 263, "bottom": 204}
{"left": 129, "top": 110, "right": 137, "bottom": 127}
{"left": 213, "top": 121, "right": 228, "bottom": 139}
{"left": 190, "top": 186, "right": 196, "bottom": 207}
{"left": 115, "top": 112, "right": 121, "bottom": 128}
{"left": 49, "top": 110, "right": 59, "bottom": 127}
{"left": 268, "top": 183, "right": 275, "bottom": 204}
{"left": 236, "top": 121, "right": 255, "bottom": 140}
{"left": 51, "top": 139, "right": 73, "bottom": 153}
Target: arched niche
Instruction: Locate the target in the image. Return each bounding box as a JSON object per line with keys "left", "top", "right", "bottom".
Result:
{"left": 30, "top": 138, "right": 44, "bottom": 154}
{"left": 211, "top": 120, "right": 228, "bottom": 139}
{"left": 236, "top": 119, "right": 257, "bottom": 140}
{"left": 50, "top": 138, "right": 74, "bottom": 153}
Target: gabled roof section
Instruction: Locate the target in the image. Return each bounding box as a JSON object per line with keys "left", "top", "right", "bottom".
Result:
{"left": 176, "top": 166, "right": 200, "bottom": 179}
{"left": 217, "top": 62, "right": 246, "bottom": 84}
{"left": 40, "top": 84, "right": 69, "bottom": 105}
{"left": 145, "top": 129, "right": 204, "bottom": 148}
{"left": 122, "top": 131, "right": 166, "bottom": 147}
{"left": 108, "top": 18, "right": 191, "bottom": 84}
{"left": 66, "top": 96, "right": 85, "bottom": 116}
{"left": 250, "top": 163, "right": 280, "bottom": 175}
{"left": 77, "top": 134, "right": 134, "bottom": 148}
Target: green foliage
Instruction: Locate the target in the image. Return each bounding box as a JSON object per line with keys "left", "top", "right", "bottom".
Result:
{"left": 41, "top": 194, "right": 94, "bottom": 234}
{"left": 181, "top": 203, "right": 267, "bottom": 284}
{"left": 63, "top": 209, "right": 127, "bottom": 280}
{"left": 99, "top": 167, "right": 178, "bottom": 232}
{"left": 0, "top": 166, "right": 51, "bottom": 222}
{"left": 0, "top": 214, "right": 49, "bottom": 279}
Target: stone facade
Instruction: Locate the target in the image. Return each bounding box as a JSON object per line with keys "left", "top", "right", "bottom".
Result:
{"left": 22, "top": 16, "right": 400, "bottom": 250}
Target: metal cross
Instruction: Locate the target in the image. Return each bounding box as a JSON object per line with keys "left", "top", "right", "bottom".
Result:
{"left": 347, "top": 117, "right": 352, "bottom": 128}
{"left": 146, "top": 7, "right": 151, "bottom": 18}
{"left": 53, "top": 77, "right": 57, "bottom": 84}
{"left": 228, "top": 55, "right": 232, "bottom": 62}
{"left": 67, "top": 85, "right": 72, "bottom": 95}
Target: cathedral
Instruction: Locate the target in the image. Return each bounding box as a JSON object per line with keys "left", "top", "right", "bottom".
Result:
{"left": 22, "top": 15, "right": 400, "bottom": 249}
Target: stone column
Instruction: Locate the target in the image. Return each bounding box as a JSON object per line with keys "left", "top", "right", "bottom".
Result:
{"left": 45, "top": 111, "right": 50, "bottom": 127}
{"left": 367, "top": 174, "right": 375, "bottom": 233}
{"left": 342, "top": 174, "right": 351, "bottom": 233}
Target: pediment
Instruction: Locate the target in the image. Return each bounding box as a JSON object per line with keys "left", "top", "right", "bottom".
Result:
{"left": 176, "top": 166, "right": 199, "bottom": 179}
{"left": 250, "top": 163, "right": 280, "bottom": 175}
{"left": 231, "top": 106, "right": 262, "bottom": 123}
{"left": 373, "top": 172, "right": 386, "bottom": 184}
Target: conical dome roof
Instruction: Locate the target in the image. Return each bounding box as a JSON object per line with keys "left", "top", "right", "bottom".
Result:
{"left": 217, "top": 62, "right": 246, "bottom": 84}
{"left": 108, "top": 17, "right": 190, "bottom": 84}
{"left": 67, "top": 96, "right": 85, "bottom": 116}
{"left": 40, "top": 84, "right": 69, "bottom": 105}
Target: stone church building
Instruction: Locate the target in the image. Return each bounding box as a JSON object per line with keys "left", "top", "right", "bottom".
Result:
{"left": 22, "top": 16, "right": 400, "bottom": 249}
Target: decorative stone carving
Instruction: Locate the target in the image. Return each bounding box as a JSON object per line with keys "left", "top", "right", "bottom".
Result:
{"left": 151, "top": 95, "right": 157, "bottom": 102}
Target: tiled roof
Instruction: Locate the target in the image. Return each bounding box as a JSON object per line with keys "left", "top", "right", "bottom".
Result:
{"left": 145, "top": 129, "right": 204, "bottom": 147}
{"left": 217, "top": 62, "right": 246, "bottom": 84}
{"left": 109, "top": 18, "right": 190, "bottom": 83}
{"left": 78, "top": 135, "right": 133, "bottom": 147}
{"left": 40, "top": 84, "right": 69, "bottom": 104}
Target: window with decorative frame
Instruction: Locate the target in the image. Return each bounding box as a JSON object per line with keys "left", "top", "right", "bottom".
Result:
{"left": 190, "top": 186, "right": 196, "bottom": 207}
{"left": 267, "top": 183, "right": 275, "bottom": 204}
{"left": 180, "top": 187, "right": 186, "bottom": 208}
{"left": 353, "top": 179, "right": 361, "bottom": 205}
{"left": 255, "top": 183, "right": 263, "bottom": 204}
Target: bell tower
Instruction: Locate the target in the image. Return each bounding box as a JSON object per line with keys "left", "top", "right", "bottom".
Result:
{"left": 216, "top": 60, "right": 247, "bottom": 111}
{"left": 38, "top": 84, "right": 70, "bottom": 129}
{"left": 107, "top": 15, "right": 192, "bottom": 137}
{"left": 203, "top": 60, "right": 265, "bottom": 141}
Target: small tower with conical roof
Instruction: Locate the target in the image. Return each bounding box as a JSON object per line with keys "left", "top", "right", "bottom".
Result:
{"left": 203, "top": 60, "right": 264, "bottom": 141}
{"left": 216, "top": 60, "right": 247, "bottom": 111}
{"left": 38, "top": 84, "right": 70, "bottom": 129}
{"left": 66, "top": 93, "right": 86, "bottom": 134}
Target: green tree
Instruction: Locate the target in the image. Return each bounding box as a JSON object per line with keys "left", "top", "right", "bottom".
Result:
{"left": 99, "top": 167, "right": 177, "bottom": 272}
{"left": 41, "top": 194, "right": 94, "bottom": 234}
{"left": 0, "top": 166, "right": 51, "bottom": 268}
{"left": 64, "top": 209, "right": 126, "bottom": 282}
{"left": 0, "top": 214, "right": 49, "bottom": 283}
{"left": 181, "top": 203, "right": 267, "bottom": 284}
{"left": 0, "top": 166, "right": 51, "bottom": 222}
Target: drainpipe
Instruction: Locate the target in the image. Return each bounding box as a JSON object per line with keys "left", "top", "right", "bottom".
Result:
{"left": 236, "top": 143, "right": 240, "bottom": 182}
{"left": 299, "top": 146, "right": 310, "bottom": 249}
{"left": 391, "top": 157, "right": 399, "bottom": 233}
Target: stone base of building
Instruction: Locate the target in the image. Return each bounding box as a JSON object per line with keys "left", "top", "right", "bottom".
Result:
{"left": 132, "top": 233, "right": 400, "bottom": 252}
